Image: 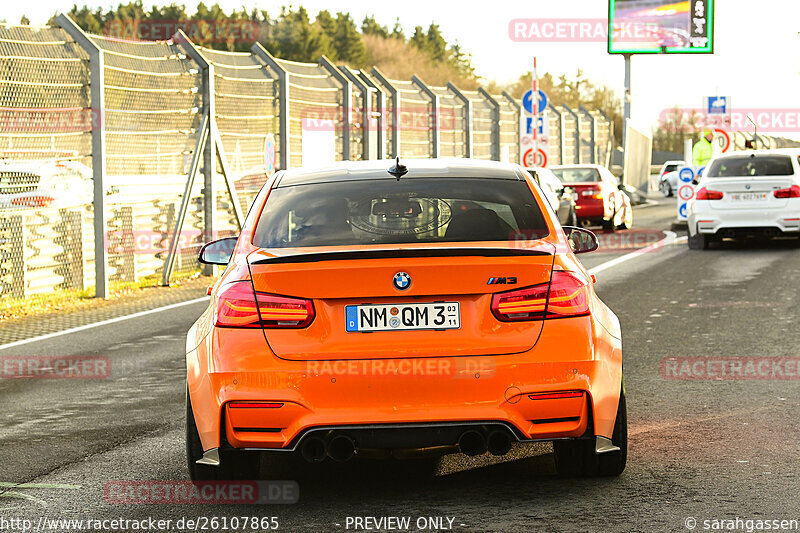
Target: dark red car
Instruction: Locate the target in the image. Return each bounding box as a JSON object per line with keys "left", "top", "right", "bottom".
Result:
{"left": 550, "top": 164, "right": 633, "bottom": 231}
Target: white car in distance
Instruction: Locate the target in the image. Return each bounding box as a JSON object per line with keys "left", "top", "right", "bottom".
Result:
{"left": 0, "top": 160, "right": 97, "bottom": 209}
{"left": 687, "top": 150, "right": 800, "bottom": 249}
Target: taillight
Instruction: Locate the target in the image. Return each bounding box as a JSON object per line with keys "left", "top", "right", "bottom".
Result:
{"left": 695, "top": 187, "right": 723, "bottom": 200}
{"left": 774, "top": 185, "right": 800, "bottom": 198}
{"left": 11, "top": 196, "right": 54, "bottom": 207}
{"left": 580, "top": 187, "right": 602, "bottom": 199}
{"left": 490, "top": 271, "right": 590, "bottom": 322}
{"left": 215, "top": 281, "right": 314, "bottom": 329}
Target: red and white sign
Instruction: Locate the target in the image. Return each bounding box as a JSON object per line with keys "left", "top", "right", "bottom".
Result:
{"left": 678, "top": 184, "right": 695, "bottom": 201}
{"left": 523, "top": 148, "right": 548, "bottom": 168}
{"left": 713, "top": 128, "right": 731, "bottom": 153}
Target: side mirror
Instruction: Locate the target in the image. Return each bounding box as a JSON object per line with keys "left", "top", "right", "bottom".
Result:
{"left": 198, "top": 237, "right": 238, "bottom": 265}
{"left": 563, "top": 226, "right": 599, "bottom": 254}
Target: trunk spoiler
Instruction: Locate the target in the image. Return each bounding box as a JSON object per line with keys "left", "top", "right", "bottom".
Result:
{"left": 250, "top": 247, "right": 552, "bottom": 265}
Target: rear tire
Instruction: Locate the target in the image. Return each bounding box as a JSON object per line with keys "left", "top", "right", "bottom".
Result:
{"left": 554, "top": 390, "right": 627, "bottom": 477}
{"left": 688, "top": 232, "right": 710, "bottom": 250}
{"left": 186, "top": 388, "right": 261, "bottom": 481}
{"left": 660, "top": 182, "right": 673, "bottom": 197}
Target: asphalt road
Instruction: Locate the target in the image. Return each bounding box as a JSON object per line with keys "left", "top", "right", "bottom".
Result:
{"left": 2, "top": 196, "right": 800, "bottom": 532}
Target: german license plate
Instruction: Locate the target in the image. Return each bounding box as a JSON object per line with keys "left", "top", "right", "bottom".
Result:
{"left": 345, "top": 302, "right": 460, "bottom": 332}
{"left": 731, "top": 192, "right": 768, "bottom": 201}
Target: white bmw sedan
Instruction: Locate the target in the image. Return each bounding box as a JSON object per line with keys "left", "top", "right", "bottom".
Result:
{"left": 687, "top": 150, "right": 800, "bottom": 249}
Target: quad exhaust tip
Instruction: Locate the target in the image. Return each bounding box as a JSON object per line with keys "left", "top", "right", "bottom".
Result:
{"left": 300, "top": 436, "right": 327, "bottom": 463}
{"left": 486, "top": 430, "right": 513, "bottom": 456}
{"left": 458, "top": 430, "right": 488, "bottom": 457}
{"left": 328, "top": 435, "right": 356, "bottom": 462}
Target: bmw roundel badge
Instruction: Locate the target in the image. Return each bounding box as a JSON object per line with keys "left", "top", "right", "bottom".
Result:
{"left": 393, "top": 272, "right": 411, "bottom": 291}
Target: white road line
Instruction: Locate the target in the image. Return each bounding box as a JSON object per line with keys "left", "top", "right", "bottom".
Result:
{"left": 0, "top": 297, "right": 209, "bottom": 351}
{"left": 589, "top": 231, "right": 687, "bottom": 276}
{"left": 0, "top": 231, "right": 688, "bottom": 350}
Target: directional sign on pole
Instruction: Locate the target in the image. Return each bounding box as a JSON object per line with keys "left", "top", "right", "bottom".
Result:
{"left": 521, "top": 114, "right": 549, "bottom": 167}
{"left": 525, "top": 116, "right": 548, "bottom": 136}
{"left": 522, "top": 89, "right": 548, "bottom": 115}
{"left": 676, "top": 166, "right": 699, "bottom": 221}
{"left": 704, "top": 96, "right": 729, "bottom": 115}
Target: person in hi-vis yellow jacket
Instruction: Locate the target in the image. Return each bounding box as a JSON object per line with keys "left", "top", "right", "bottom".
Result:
{"left": 692, "top": 129, "right": 714, "bottom": 166}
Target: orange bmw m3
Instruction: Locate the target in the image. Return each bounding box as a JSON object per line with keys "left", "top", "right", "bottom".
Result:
{"left": 185, "top": 158, "right": 625, "bottom": 480}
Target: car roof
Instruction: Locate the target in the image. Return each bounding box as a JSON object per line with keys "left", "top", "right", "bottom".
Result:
{"left": 716, "top": 148, "right": 800, "bottom": 158}
{"left": 549, "top": 164, "right": 605, "bottom": 170}
{"left": 273, "top": 158, "right": 528, "bottom": 187}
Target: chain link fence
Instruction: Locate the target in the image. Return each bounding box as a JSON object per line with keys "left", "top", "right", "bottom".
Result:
{"left": 2, "top": 17, "right": 798, "bottom": 312}
{"left": 0, "top": 24, "right": 92, "bottom": 309}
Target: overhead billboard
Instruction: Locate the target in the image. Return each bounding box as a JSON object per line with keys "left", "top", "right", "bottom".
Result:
{"left": 608, "top": 0, "right": 714, "bottom": 54}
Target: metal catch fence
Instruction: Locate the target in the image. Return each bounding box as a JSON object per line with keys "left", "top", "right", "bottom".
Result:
{"left": 1, "top": 17, "right": 796, "bottom": 310}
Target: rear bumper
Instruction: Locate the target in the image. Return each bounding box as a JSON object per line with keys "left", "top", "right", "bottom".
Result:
{"left": 688, "top": 208, "right": 800, "bottom": 236}
{"left": 220, "top": 367, "right": 595, "bottom": 450}
{"left": 187, "top": 315, "right": 622, "bottom": 452}
{"left": 575, "top": 200, "right": 606, "bottom": 220}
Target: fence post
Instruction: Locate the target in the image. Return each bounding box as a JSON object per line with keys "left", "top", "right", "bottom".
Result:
{"left": 545, "top": 103, "right": 561, "bottom": 166}
{"left": 252, "top": 43, "right": 289, "bottom": 169}
{"left": 478, "top": 88, "right": 500, "bottom": 161}
{"left": 411, "top": 75, "right": 439, "bottom": 158}
{"left": 447, "top": 82, "right": 472, "bottom": 158}
{"left": 171, "top": 30, "right": 217, "bottom": 276}
{"left": 359, "top": 72, "right": 385, "bottom": 160}
{"left": 580, "top": 105, "right": 597, "bottom": 164}
{"left": 55, "top": 14, "right": 108, "bottom": 298}
{"left": 339, "top": 66, "right": 371, "bottom": 160}
{"left": 319, "top": 56, "right": 351, "bottom": 161}
{"left": 501, "top": 91, "right": 521, "bottom": 164}
{"left": 594, "top": 108, "right": 614, "bottom": 167}
{"left": 370, "top": 68, "right": 399, "bottom": 158}
{"left": 561, "top": 104, "right": 580, "bottom": 164}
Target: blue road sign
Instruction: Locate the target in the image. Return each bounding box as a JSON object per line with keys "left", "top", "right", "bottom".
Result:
{"left": 678, "top": 167, "right": 694, "bottom": 183}
{"left": 525, "top": 116, "right": 545, "bottom": 135}
{"left": 707, "top": 96, "right": 728, "bottom": 115}
{"left": 522, "top": 90, "right": 548, "bottom": 115}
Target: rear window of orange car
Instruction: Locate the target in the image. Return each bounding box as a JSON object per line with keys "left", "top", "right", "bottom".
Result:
{"left": 252, "top": 178, "right": 549, "bottom": 248}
